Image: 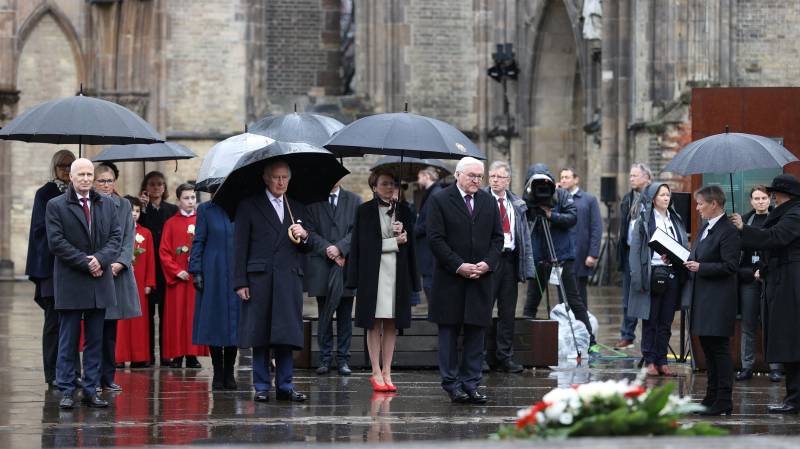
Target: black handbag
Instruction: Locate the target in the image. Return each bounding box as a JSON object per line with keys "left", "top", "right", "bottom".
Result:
{"left": 650, "top": 265, "right": 672, "bottom": 295}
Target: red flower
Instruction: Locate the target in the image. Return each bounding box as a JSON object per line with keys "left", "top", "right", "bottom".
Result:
{"left": 624, "top": 386, "right": 646, "bottom": 398}
{"left": 515, "top": 401, "right": 550, "bottom": 430}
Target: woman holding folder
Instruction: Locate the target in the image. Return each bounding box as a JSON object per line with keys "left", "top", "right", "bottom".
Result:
{"left": 628, "top": 182, "right": 688, "bottom": 376}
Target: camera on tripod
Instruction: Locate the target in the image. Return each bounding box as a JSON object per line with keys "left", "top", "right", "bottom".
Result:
{"left": 524, "top": 173, "right": 558, "bottom": 214}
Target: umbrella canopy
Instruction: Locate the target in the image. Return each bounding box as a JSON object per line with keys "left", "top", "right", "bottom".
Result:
{"left": 663, "top": 132, "right": 797, "bottom": 175}
{"left": 323, "top": 112, "right": 485, "bottom": 160}
{"left": 92, "top": 142, "right": 196, "bottom": 163}
{"left": 195, "top": 133, "right": 275, "bottom": 191}
{"left": 212, "top": 141, "right": 349, "bottom": 219}
{"left": 0, "top": 94, "right": 163, "bottom": 146}
{"left": 370, "top": 155, "right": 450, "bottom": 183}
{"left": 250, "top": 112, "right": 344, "bottom": 147}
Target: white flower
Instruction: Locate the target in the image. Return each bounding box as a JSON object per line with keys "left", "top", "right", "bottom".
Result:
{"left": 544, "top": 400, "right": 567, "bottom": 422}
{"left": 558, "top": 412, "right": 574, "bottom": 426}
{"left": 516, "top": 406, "right": 533, "bottom": 419}
{"left": 135, "top": 233, "right": 145, "bottom": 243}
{"left": 187, "top": 224, "right": 195, "bottom": 234}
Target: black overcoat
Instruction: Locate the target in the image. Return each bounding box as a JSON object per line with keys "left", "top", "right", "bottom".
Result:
{"left": 45, "top": 186, "right": 122, "bottom": 310}
{"left": 426, "top": 184, "right": 503, "bottom": 327}
{"left": 414, "top": 182, "right": 444, "bottom": 279}
{"left": 304, "top": 188, "right": 361, "bottom": 297}
{"left": 138, "top": 200, "right": 179, "bottom": 303}
{"left": 740, "top": 199, "right": 800, "bottom": 362}
{"left": 346, "top": 199, "right": 420, "bottom": 330}
{"left": 25, "top": 181, "right": 62, "bottom": 299}
{"left": 682, "top": 214, "right": 741, "bottom": 337}
{"left": 233, "top": 193, "right": 309, "bottom": 349}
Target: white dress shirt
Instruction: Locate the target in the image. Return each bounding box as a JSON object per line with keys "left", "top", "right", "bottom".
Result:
{"left": 491, "top": 190, "right": 515, "bottom": 251}
{"left": 701, "top": 213, "right": 724, "bottom": 240}
{"left": 266, "top": 189, "right": 285, "bottom": 223}
{"left": 651, "top": 209, "right": 677, "bottom": 266}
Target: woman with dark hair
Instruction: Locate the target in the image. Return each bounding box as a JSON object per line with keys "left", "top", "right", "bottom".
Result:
{"left": 628, "top": 182, "right": 688, "bottom": 377}
{"left": 347, "top": 170, "right": 420, "bottom": 392}
{"left": 93, "top": 163, "right": 141, "bottom": 390}
{"left": 683, "top": 185, "right": 741, "bottom": 416}
{"left": 138, "top": 171, "right": 179, "bottom": 366}
{"left": 159, "top": 183, "right": 209, "bottom": 368}
{"left": 25, "top": 149, "right": 75, "bottom": 387}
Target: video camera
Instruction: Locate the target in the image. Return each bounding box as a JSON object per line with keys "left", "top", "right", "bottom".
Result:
{"left": 524, "top": 173, "right": 558, "bottom": 212}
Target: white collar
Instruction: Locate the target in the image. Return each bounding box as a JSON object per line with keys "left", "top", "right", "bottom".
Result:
{"left": 490, "top": 189, "right": 507, "bottom": 200}
{"left": 266, "top": 189, "right": 283, "bottom": 203}
{"left": 75, "top": 191, "right": 91, "bottom": 202}
{"left": 706, "top": 213, "right": 725, "bottom": 229}
{"left": 180, "top": 208, "right": 195, "bottom": 217}
{"left": 330, "top": 186, "right": 341, "bottom": 197}
{"left": 569, "top": 187, "right": 580, "bottom": 195}
{"left": 456, "top": 184, "right": 471, "bottom": 199}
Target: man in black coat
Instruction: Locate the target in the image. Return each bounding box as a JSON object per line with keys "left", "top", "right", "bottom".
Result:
{"left": 304, "top": 179, "right": 361, "bottom": 376}
{"left": 427, "top": 157, "right": 503, "bottom": 404}
{"left": 414, "top": 166, "right": 444, "bottom": 302}
{"left": 45, "top": 158, "right": 121, "bottom": 409}
{"left": 234, "top": 160, "right": 310, "bottom": 403}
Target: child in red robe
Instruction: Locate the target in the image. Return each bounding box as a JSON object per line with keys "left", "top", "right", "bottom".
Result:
{"left": 159, "top": 183, "right": 209, "bottom": 367}
{"left": 116, "top": 197, "right": 155, "bottom": 367}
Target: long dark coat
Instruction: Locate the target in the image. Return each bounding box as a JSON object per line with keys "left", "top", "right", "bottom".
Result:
{"left": 414, "top": 182, "right": 444, "bottom": 279}
{"left": 426, "top": 184, "right": 503, "bottom": 327}
{"left": 189, "top": 201, "right": 239, "bottom": 347}
{"left": 25, "top": 181, "right": 63, "bottom": 299}
{"left": 681, "top": 214, "right": 741, "bottom": 337}
{"left": 741, "top": 198, "right": 800, "bottom": 362}
{"left": 105, "top": 195, "right": 141, "bottom": 320}
{"left": 572, "top": 189, "right": 603, "bottom": 277}
{"left": 304, "top": 188, "right": 361, "bottom": 297}
{"left": 233, "top": 193, "right": 309, "bottom": 349}
{"left": 138, "top": 200, "right": 179, "bottom": 303}
{"left": 45, "top": 186, "right": 122, "bottom": 310}
{"left": 346, "top": 199, "right": 420, "bottom": 330}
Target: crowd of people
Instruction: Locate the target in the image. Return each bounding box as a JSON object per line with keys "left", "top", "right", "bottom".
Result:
{"left": 25, "top": 149, "right": 800, "bottom": 416}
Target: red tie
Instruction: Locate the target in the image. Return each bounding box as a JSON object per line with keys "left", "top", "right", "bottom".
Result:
{"left": 498, "top": 197, "right": 510, "bottom": 233}
{"left": 80, "top": 197, "right": 91, "bottom": 229}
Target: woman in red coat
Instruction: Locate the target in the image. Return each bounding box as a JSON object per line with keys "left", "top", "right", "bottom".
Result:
{"left": 159, "top": 183, "right": 209, "bottom": 367}
{"left": 116, "top": 197, "right": 156, "bottom": 366}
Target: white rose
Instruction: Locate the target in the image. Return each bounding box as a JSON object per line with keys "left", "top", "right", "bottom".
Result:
{"left": 135, "top": 233, "right": 145, "bottom": 243}
{"left": 558, "top": 412, "right": 574, "bottom": 425}
{"left": 187, "top": 224, "right": 195, "bottom": 234}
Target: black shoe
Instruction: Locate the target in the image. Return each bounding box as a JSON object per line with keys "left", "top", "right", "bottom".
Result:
{"left": 735, "top": 369, "right": 753, "bottom": 381}
{"left": 481, "top": 360, "right": 490, "bottom": 373}
{"left": 212, "top": 374, "right": 225, "bottom": 391}
{"left": 130, "top": 362, "right": 149, "bottom": 369}
{"left": 447, "top": 387, "right": 469, "bottom": 403}
{"left": 223, "top": 376, "right": 237, "bottom": 391}
{"left": 700, "top": 396, "right": 716, "bottom": 407}
{"left": 81, "top": 394, "right": 109, "bottom": 408}
{"left": 769, "top": 369, "right": 782, "bottom": 383}
{"left": 697, "top": 402, "right": 732, "bottom": 416}
{"left": 496, "top": 359, "right": 524, "bottom": 373}
{"left": 315, "top": 364, "right": 330, "bottom": 375}
{"left": 768, "top": 404, "right": 800, "bottom": 414}
{"left": 59, "top": 395, "right": 75, "bottom": 409}
{"left": 115, "top": 363, "right": 126, "bottom": 369}
{"left": 254, "top": 391, "right": 269, "bottom": 402}
{"left": 276, "top": 389, "right": 307, "bottom": 402}
{"left": 170, "top": 357, "right": 182, "bottom": 368}
{"left": 186, "top": 357, "right": 202, "bottom": 369}
{"left": 338, "top": 363, "right": 352, "bottom": 376}
{"left": 103, "top": 383, "right": 123, "bottom": 392}
{"left": 465, "top": 389, "right": 488, "bottom": 404}
{"left": 160, "top": 358, "right": 171, "bottom": 367}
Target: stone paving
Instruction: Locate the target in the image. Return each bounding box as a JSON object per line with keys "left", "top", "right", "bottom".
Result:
{"left": 1, "top": 281, "right": 799, "bottom": 448}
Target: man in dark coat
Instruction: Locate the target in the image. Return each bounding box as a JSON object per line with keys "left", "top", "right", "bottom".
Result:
{"left": 427, "top": 157, "right": 503, "bottom": 404}
{"left": 616, "top": 163, "right": 652, "bottom": 349}
{"left": 45, "top": 158, "right": 121, "bottom": 409}
{"left": 732, "top": 174, "right": 800, "bottom": 414}
{"left": 559, "top": 168, "right": 602, "bottom": 307}
{"left": 234, "top": 160, "right": 310, "bottom": 403}
{"left": 304, "top": 180, "right": 361, "bottom": 376}
{"left": 414, "top": 167, "right": 444, "bottom": 302}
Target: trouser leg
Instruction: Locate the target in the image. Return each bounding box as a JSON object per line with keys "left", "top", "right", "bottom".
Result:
{"left": 620, "top": 261, "right": 638, "bottom": 341}
{"left": 739, "top": 282, "right": 761, "bottom": 370}
{"left": 56, "top": 310, "right": 81, "bottom": 396}
{"left": 783, "top": 362, "right": 800, "bottom": 407}
{"left": 655, "top": 276, "right": 678, "bottom": 366}
{"left": 335, "top": 297, "right": 354, "bottom": 365}
{"left": 577, "top": 276, "right": 589, "bottom": 309}
{"left": 494, "top": 254, "right": 518, "bottom": 362}
{"left": 251, "top": 346, "right": 271, "bottom": 392}
{"left": 560, "top": 261, "right": 594, "bottom": 343}
{"left": 459, "top": 324, "right": 485, "bottom": 393}
{"left": 273, "top": 346, "right": 294, "bottom": 392}
{"left": 41, "top": 296, "right": 59, "bottom": 384}
{"left": 81, "top": 309, "right": 106, "bottom": 396}
{"left": 437, "top": 324, "right": 461, "bottom": 392}
{"left": 101, "top": 319, "right": 118, "bottom": 386}
{"left": 315, "top": 296, "right": 333, "bottom": 365}
{"left": 524, "top": 264, "right": 549, "bottom": 318}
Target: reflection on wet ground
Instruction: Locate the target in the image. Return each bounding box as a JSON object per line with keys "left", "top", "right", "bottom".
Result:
{"left": 1, "top": 282, "right": 798, "bottom": 447}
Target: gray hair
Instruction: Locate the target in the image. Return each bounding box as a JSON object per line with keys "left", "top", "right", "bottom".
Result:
{"left": 488, "top": 160, "right": 511, "bottom": 175}
{"left": 455, "top": 156, "right": 484, "bottom": 173}
{"left": 420, "top": 166, "right": 439, "bottom": 182}
{"left": 630, "top": 162, "right": 652, "bottom": 180}
{"left": 263, "top": 160, "right": 292, "bottom": 178}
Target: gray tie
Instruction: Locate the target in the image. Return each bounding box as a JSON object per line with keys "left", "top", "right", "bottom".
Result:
{"left": 274, "top": 197, "right": 284, "bottom": 222}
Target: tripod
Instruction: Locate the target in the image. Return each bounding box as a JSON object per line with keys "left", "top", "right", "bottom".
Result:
{"left": 590, "top": 201, "right": 617, "bottom": 286}
{"left": 531, "top": 211, "right": 582, "bottom": 362}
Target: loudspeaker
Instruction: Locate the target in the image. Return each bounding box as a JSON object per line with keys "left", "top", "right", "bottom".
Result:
{"left": 600, "top": 176, "right": 618, "bottom": 203}
{"left": 671, "top": 192, "right": 691, "bottom": 235}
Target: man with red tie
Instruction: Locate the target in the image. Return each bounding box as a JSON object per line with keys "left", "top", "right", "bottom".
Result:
{"left": 483, "top": 161, "right": 535, "bottom": 373}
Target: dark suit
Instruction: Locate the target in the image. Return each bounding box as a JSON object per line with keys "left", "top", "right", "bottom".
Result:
{"left": 305, "top": 188, "right": 361, "bottom": 366}
{"left": 683, "top": 214, "right": 740, "bottom": 409}
{"left": 415, "top": 182, "right": 444, "bottom": 300}
{"left": 233, "top": 192, "right": 309, "bottom": 393}
{"left": 45, "top": 186, "right": 121, "bottom": 397}
{"left": 571, "top": 188, "right": 603, "bottom": 306}
{"left": 426, "top": 184, "right": 503, "bottom": 394}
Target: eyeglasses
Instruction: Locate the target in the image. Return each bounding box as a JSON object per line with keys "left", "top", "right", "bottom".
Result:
{"left": 489, "top": 175, "right": 509, "bottom": 180}
{"left": 95, "top": 179, "right": 115, "bottom": 184}
{"left": 461, "top": 173, "right": 483, "bottom": 182}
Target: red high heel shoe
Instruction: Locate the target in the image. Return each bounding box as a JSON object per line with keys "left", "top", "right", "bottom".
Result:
{"left": 370, "top": 375, "right": 389, "bottom": 392}
{"left": 383, "top": 376, "right": 398, "bottom": 392}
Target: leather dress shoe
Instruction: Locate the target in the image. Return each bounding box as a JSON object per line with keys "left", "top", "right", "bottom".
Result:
{"left": 103, "top": 383, "right": 123, "bottom": 392}
{"left": 59, "top": 395, "right": 75, "bottom": 409}
{"left": 697, "top": 402, "right": 732, "bottom": 416}
{"left": 614, "top": 339, "right": 635, "bottom": 350}
{"left": 81, "top": 394, "right": 109, "bottom": 408}
{"left": 768, "top": 404, "right": 800, "bottom": 414}
{"left": 130, "top": 362, "right": 150, "bottom": 369}
{"left": 338, "top": 363, "right": 352, "bottom": 376}
{"left": 769, "top": 369, "right": 782, "bottom": 383}
{"left": 447, "top": 387, "right": 469, "bottom": 403}
{"left": 185, "top": 357, "right": 202, "bottom": 369}
{"left": 276, "top": 389, "right": 307, "bottom": 402}
{"left": 700, "top": 396, "right": 716, "bottom": 407}
{"left": 465, "top": 389, "right": 488, "bottom": 404}
{"left": 480, "top": 360, "right": 491, "bottom": 373}
{"left": 735, "top": 369, "right": 754, "bottom": 381}
{"left": 496, "top": 359, "right": 524, "bottom": 373}
{"left": 315, "top": 364, "right": 330, "bottom": 375}
{"left": 254, "top": 391, "right": 269, "bottom": 402}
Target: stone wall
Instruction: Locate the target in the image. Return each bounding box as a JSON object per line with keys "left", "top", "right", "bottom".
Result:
{"left": 735, "top": 0, "right": 800, "bottom": 86}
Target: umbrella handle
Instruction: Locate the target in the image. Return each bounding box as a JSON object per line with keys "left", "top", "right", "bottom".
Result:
{"left": 285, "top": 200, "right": 302, "bottom": 244}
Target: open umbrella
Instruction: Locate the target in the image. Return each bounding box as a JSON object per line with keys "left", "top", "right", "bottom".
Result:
{"left": 250, "top": 112, "right": 344, "bottom": 147}
{"left": 195, "top": 133, "right": 274, "bottom": 191}
{"left": 212, "top": 141, "right": 349, "bottom": 219}
{"left": 370, "top": 155, "right": 450, "bottom": 183}
{"left": 92, "top": 142, "right": 196, "bottom": 162}
{"left": 0, "top": 93, "right": 163, "bottom": 156}
{"left": 663, "top": 130, "right": 798, "bottom": 211}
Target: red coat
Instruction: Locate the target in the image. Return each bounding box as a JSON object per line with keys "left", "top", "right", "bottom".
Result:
{"left": 116, "top": 224, "right": 155, "bottom": 363}
{"left": 159, "top": 212, "right": 208, "bottom": 358}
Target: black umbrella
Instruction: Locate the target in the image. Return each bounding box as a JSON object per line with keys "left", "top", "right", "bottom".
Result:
{"left": 323, "top": 112, "right": 485, "bottom": 160}
{"left": 250, "top": 112, "right": 344, "bottom": 146}
{"left": 663, "top": 130, "right": 798, "bottom": 211}
{"left": 212, "top": 141, "right": 349, "bottom": 219}
{"left": 317, "top": 264, "right": 344, "bottom": 345}
{"left": 0, "top": 93, "right": 163, "bottom": 156}
{"left": 370, "top": 155, "right": 450, "bottom": 183}
{"left": 195, "top": 133, "right": 274, "bottom": 192}
{"left": 92, "top": 142, "right": 196, "bottom": 162}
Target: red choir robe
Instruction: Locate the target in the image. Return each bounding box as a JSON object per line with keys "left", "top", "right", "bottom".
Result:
{"left": 159, "top": 211, "right": 209, "bottom": 359}
{"left": 116, "top": 224, "right": 155, "bottom": 363}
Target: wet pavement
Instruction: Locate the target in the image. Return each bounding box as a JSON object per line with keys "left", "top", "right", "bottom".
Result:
{"left": 1, "top": 281, "right": 799, "bottom": 448}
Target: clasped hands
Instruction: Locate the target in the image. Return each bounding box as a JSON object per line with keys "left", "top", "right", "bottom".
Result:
{"left": 326, "top": 245, "right": 345, "bottom": 267}
{"left": 87, "top": 256, "right": 103, "bottom": 278}
{"left": 457, "top": 261, "right": 490, "bottom": 279}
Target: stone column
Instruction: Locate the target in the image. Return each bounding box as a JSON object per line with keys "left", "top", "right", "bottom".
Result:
{"left": 0, "top": 88, "right": 20, "bottom": 279}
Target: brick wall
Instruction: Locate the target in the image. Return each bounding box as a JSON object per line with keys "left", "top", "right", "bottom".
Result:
{"left": 735, "top": 0, "right": 800, "bottom": 86}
